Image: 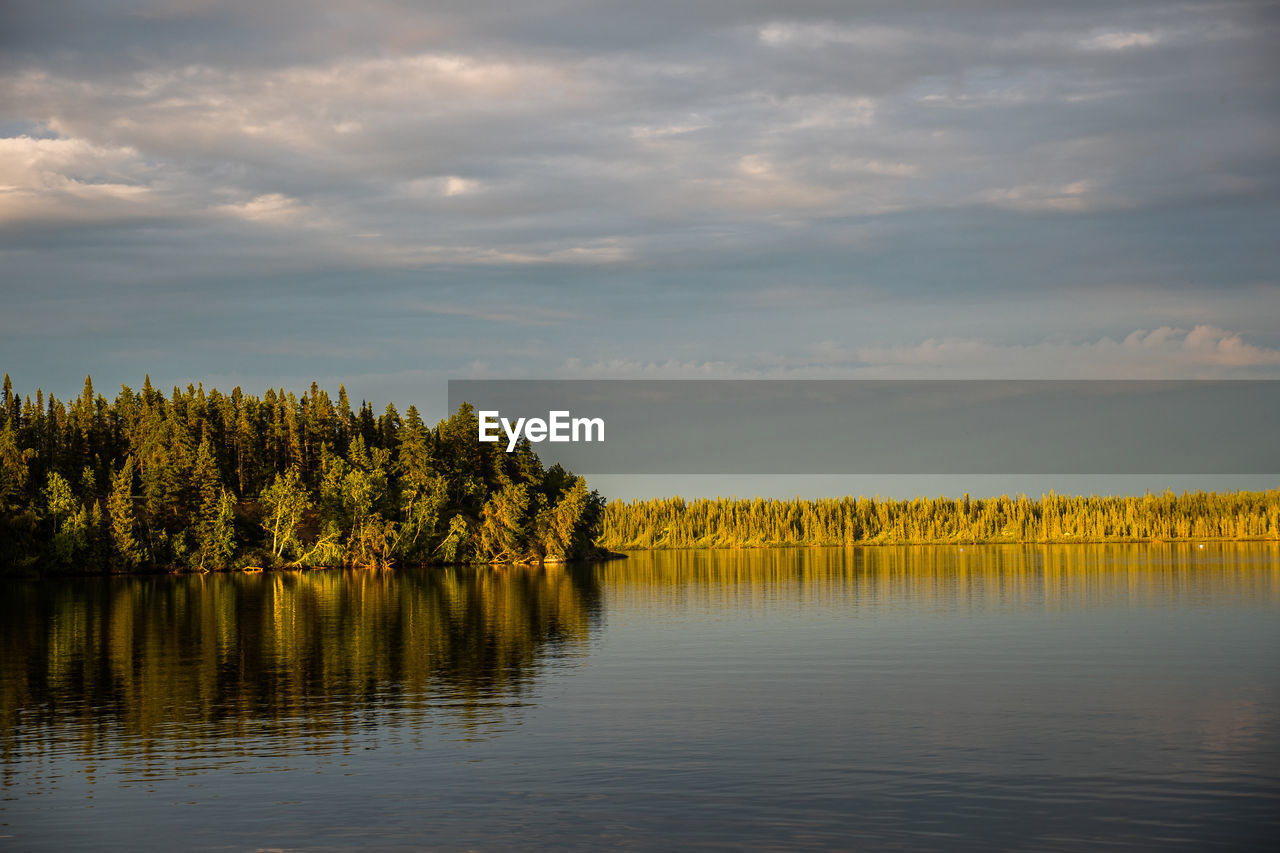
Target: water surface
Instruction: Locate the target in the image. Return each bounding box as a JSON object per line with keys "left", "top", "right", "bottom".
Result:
{"left": 3, "top": 544, "right": 1278, "bottom": 850}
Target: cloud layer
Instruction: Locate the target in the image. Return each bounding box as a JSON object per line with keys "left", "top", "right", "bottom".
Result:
{"left": 2, "top": 0, "right": 1278, "bottom": 402}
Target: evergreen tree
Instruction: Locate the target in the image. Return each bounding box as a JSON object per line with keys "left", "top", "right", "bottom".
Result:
{"left": 0, "top": 422, "right": 30, "bottom": 515}
{"left": 108, "top": 458, "right": 144, "bottom": 569}
{"left": 192, "top": 437, "right": 235, "bottom": 569}
{"left": 8, "top": 373, "right": 1268, "bottom": 574}
{"left": 479, "top": 483, "right": 530, "bottom": 562}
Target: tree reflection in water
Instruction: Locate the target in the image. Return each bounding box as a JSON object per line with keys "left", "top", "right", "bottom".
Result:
{"left": 1, "top": 566, "right": 602, "bottom": 788}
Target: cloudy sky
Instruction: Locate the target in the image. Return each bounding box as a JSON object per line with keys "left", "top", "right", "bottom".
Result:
{"left": 2, "top": 0, "right": 1279, "bottom": 417}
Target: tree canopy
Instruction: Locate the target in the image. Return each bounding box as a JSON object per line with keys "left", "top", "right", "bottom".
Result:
{"left": 599, "top": 490, "right": 1280, "bottom": 549}
{"left": 0, "top": 375, "right": 603, "bottom": 573}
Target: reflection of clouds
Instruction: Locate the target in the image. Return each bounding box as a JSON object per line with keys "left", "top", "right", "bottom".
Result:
{"left": 1197, "top": 699, "right": 1270, "bottom": 765}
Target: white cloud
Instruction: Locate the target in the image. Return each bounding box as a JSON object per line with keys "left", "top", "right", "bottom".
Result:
{"left": 1180, "top": 325, "right": 1280, "bottom": 367}
{"left": 830, "top": 157, "right": 918, "bottom": 178}
{"left": 629, "top": 121, "right": 710, "bottom": 140}
{"left": 1081, "top": 31, "right": 1162, "bottom": 51}
{"left": 348, "top": 238, "right": 633, "bottom": 268}
{"left": 548, "top": 327, "right": 1280, "bottom": 380}
{"left": 0, "top": 135, "right": 169, "bottom": 225}
{"left": 979, "top": 179, "right": 1103, "bottom": 213}
{"left": 852, "top": 325, "right": 1280, "bottom": 377}
{"left": 442, "top": 176, "right": 478, "bottom": 197}
{"left": 556, "top": 358, "right": 741, "bottom": 379}
{"left": 214, "top": 193, "right": 320, "bottom": 226}
{"left": 757, "top": 22, "right": 922, "bottom": 51}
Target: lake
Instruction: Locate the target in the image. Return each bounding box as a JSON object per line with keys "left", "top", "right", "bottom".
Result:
{"left": 2, "top": 544, "right": 1278, "bottom": 850}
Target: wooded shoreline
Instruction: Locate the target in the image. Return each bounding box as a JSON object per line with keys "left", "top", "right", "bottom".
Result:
{"left": 3, "top": 374, "right": 1276, "bottom": 575}
{"left": 599, "top": 491, "right": 1280, "bottom": 550}
{"left": 1, "top": 375, "right": 605, "bottom": 574}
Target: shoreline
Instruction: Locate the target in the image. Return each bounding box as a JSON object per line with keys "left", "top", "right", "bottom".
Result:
{"left": 605, "top": 537, "right": 1280, "bottom": 550}
{"left": 2, "top": 549, "right": 631, "bottom": 579}
{"left": 10, "top": 540, "right": 1279, "bottom": 579}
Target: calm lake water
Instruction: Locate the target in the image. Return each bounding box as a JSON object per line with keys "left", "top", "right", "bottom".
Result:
{"left": 2, "top": 544, "right": 1278, "bottom": 851}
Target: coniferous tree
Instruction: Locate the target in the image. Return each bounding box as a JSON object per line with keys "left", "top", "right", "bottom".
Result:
{"left": 1, "top": 373, "right": 12, "bottom": 428}
{"left": 7, "top": 372, "right": 1269, "bottom": 574}
{"left": 597, "top": 490, "right": 1280, "bottom": 549}
{"left": 192, "top": 436, "right": 235, "bottom": 570}
{"left": 108, "top": 457, "right": 144, "bottom": 569}
{"left": 0, "top": 422, "right": 30, "bottom": 516}
{"left": 479, "top": 483, "right": 530, "bottom": 562}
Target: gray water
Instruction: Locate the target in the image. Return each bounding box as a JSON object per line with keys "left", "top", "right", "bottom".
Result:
{"left": 2, "top": 544, "right": 1278, "bottom": 850}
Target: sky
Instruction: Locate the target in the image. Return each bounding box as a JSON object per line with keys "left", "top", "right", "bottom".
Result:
{"left": 2, "top": 0, "right": 1279, "bottom": 431}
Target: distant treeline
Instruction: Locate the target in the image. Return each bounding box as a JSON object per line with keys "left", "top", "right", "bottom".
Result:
{"left": 600, "top": 490, "right": 1280, "bottom": 549}
{"left": 0, "top": 375, "right": 603, "bottom": 573}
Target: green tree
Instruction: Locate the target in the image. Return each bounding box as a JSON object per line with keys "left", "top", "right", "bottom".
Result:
{"left": 478, "top": 482, "right": 530, "bottom": 562}
{"left": 395, "top": 406, "right": 447, "bottom": 560}
{"left": 315, "top": 437, "right": 397, "bottom": 567}
{"left": 535, "top": 476, "right": 602, "bottom": 560}
{"left": 259, "top": 466, "right": 311, "bottom": 562}
{"left": 0, "top": 422, "right": 31, "bottom": 515}
{"left": 192, "top": 437, "right": 235, "bottom": 569}
{"left": 437, "top": 515, "right": 473, "bottom": 564}
{"left": 44, "top": 471, "right": 88, "bottom": 564}
{"left": 108, "top": 458, "right": 144, "bottom": 568}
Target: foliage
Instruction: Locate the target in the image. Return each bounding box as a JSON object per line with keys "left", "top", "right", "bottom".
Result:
{"left": 259, "top": 467, "right": 310, "bottom": 561}
{"left": 0, "top": 374, "right": 606, "bottom": 573}
{"left": 600, "top": 490, "right": 1280, "bottom": 549}
{"left": 107, "top": 458, "right": 144, "bottom": 569}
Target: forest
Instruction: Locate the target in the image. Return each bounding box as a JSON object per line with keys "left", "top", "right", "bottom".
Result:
{"left": 4, "top": 374, "right": 1277, "bottom": 574}
{"left": 599, "top": 489, "right": 1280, "bottom": 549}
{"left": 0, "top": 375, "right": 604, "bottom": 573}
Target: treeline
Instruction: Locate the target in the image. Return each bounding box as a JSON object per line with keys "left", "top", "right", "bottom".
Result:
{"left": 600, "top": 490, "right": 1280, "bottom": 549}
{"left": 0, "top": 375, "right": 603, "bottom": 573}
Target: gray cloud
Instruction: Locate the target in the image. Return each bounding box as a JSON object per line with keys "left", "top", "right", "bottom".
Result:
{"left": 1, "top": 0, "right": 1278, "bottom": 404}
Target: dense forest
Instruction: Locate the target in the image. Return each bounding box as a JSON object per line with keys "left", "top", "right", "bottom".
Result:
{"left": 600, "top": 490, "right": 1280, "bottom": 549}
{"left": 0, "top": 375, "right": 604, "bottom": 573}
{"left": 4, "top": 374, "right": 1276, "bottom": 573}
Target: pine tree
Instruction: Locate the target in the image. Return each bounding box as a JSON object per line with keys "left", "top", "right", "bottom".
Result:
{"left": 479, "top": 483, "right": 530, "bottom": 561}
{"left": 0, "top": 421, "right": 30, "bottom": 515}
{"left": 108, "top": 457, "right": 144, "bottom": 568}
{"left": 336, "top": 384, "right": 355, "bottom": 453}
{"left": 1, "top": 373, "right": 12, "bottom": 429}
{"left": 192, "top": 436, "right": 235, "bottom": 569}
